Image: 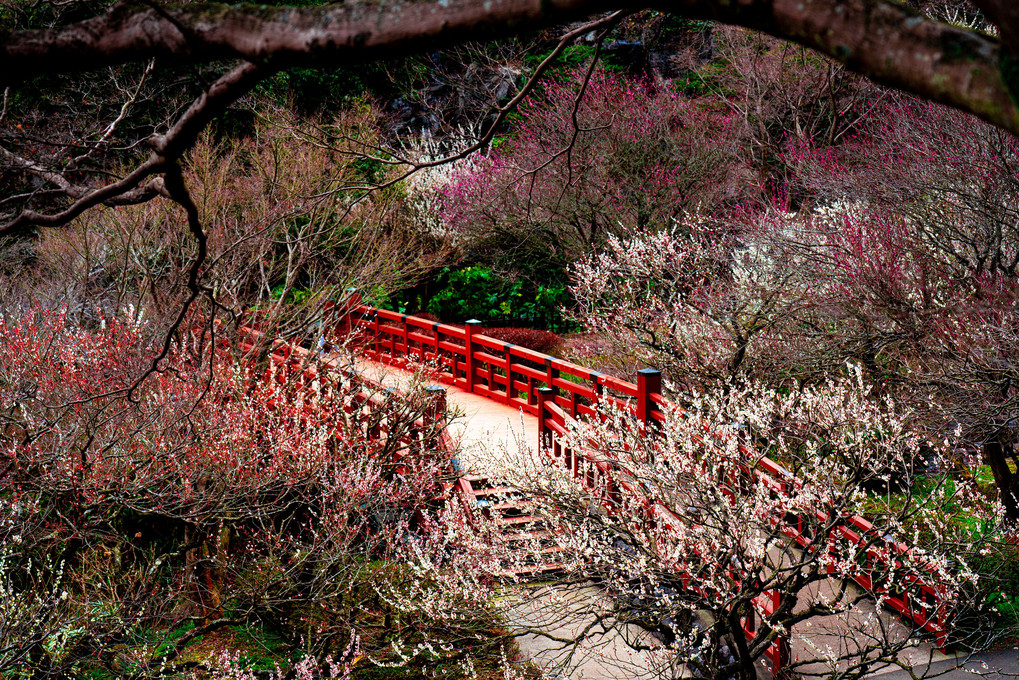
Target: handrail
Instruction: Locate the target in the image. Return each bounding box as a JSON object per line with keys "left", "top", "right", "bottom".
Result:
{"left": 332, "top": 298, "right": 953, "bottom": 670}
{"left": 342, "top": 303, "right": 649, "bottom": 424}
{"left": 235, "top": 324, "right": 457, "bottom": 476}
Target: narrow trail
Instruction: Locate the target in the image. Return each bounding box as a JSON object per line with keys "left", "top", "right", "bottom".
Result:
{"left": 353, "top": 358, "right": 538, "bottom": 471}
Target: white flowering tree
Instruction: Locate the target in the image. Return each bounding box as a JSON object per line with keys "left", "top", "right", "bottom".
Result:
{"left": 501, "top": 371, "right": 1006, "bottom": 679}
{"left": 570, "top": 213, "right": 809, "bottom": 390}
{"left": 571, "top": 196, "right": 1019, "bottom": 525}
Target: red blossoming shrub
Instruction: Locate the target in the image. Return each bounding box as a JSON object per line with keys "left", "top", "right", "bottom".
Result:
{"left": 480, "top": 326, "right": 562, "bottom": 354}
{"left": 0, "top": 306, "right": 500, "bottom": 679}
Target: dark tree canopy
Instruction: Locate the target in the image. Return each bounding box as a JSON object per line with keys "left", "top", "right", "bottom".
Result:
{"left": 2, "top": 0, "right": 1018, "bottom": 134}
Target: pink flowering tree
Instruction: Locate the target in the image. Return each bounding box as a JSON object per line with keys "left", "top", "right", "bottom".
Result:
{"left": 439, "top": 67, "right": 750, "bottom": 280}
{"left": 783, "top": 97, "right": 1019, "bottom": 521}
{"left": 694, "top": 25, "right": 880, "bottom": 192}
{"left": 0, "top": 307, "right": 503, "bottom": 678}
{"left": 571, "top": 181, "right": 1019, "bottom": 522}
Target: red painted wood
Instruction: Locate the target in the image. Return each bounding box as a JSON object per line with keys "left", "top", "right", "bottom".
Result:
{"left": 331, "top": 304, "right": 953, "bottom": 662}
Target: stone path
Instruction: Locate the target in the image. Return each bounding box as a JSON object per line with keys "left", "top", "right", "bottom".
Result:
{"left": 873, "top": 651, "right": 1019, "bottom": 679}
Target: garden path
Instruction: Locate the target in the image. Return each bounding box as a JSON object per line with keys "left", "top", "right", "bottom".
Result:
{"left": 353, "top": 358, "right": 539, "bottom": 471}
{"left": 353, "top": 359, "right": 664, "bottom": 678}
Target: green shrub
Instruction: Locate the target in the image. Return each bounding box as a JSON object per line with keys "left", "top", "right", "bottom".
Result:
{"left": 970, "top": 542, "right": 1019, "bottom": 628}
{"left": 420, "top": 266, "right": 573, "bottom": 331}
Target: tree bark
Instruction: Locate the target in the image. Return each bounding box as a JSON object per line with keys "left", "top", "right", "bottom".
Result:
{"left": 983, "top": 434, "right": 1019, "bottom": 521}
{"left": 2, "top": 0, "right": 1019, "bottom": 136}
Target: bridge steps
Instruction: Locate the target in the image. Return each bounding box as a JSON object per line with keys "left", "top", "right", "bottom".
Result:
{"left": 461, "top": 474, "right": 572, "bottom": 579}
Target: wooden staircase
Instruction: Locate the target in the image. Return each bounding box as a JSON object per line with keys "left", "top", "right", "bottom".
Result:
{"left": 457, "top": 473, "right": 572, "bottom": 579}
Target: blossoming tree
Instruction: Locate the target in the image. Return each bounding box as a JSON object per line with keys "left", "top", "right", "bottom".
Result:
{"left": 502, "top": 371, "right": 1004, "bottom": 679}
{"left": 0, "top": 307, "right": 501, "bottom": 678}
{"left": 440, "top": 68, "right": 747, "bottom": 281}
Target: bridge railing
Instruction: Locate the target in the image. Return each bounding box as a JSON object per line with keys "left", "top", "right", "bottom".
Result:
{"left": 235, "top": 324, "right": 456, "bottom": 479}
{"left": 341, "top": 302, "right": 646, "bottom": 421}
{"left": 536, "top": 386, "right": 793, "bottom": 671}
{"left": 333, "top": 300, "right": 951, "bottom": 664}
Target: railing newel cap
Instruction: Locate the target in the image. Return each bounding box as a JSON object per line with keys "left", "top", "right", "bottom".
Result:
{"left": 465, "top": 319, "right": 482, "bottom": 326}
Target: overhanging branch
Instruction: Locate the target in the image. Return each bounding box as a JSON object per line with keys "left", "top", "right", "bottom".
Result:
{"left": 2, "top": 0, "right": 1018, "bottom": 136}
{"left": 0, "top": 60, "right": 264, "bottom": 237}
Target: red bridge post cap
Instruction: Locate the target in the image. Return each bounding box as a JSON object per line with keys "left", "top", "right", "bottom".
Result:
{"left": 465, "top": 319, "right": 482, "bottom": 326}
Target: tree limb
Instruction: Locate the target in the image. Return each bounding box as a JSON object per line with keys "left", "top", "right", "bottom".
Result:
{"left": 2, "top": 0, "right": 1018, "bottom": 135}
{"left": 0, "top": 60, "right": 264, "bottom": 237}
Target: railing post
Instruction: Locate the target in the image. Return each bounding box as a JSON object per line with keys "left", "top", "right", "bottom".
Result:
{"left": 463, "top": 319, "right": 481, "bottom": 391}
{"left": 370, "top": 309, "right": 381, "bottom": 359}
{"left": 335, "top": 287, "right": 362, "bottom": 338}
{"left": 421, "top": 385, "right": 447, "bottom": 454}
{"left": 399, "top": 314, "right": 410, "bottom": 359}
{"left": 503, "top": 343, "right": 514, "bottom": 404}
{"left": 637, "top": 368, "right": 662, "bottom": 433}
{"left": 545, "top": 357, "right": 560, "bottom": 401}
{"left": 537, "top": 387, "right": 554, "bottom": 453}
{"left": 775, "top": 634, "right": 791, "bottom": 677}
{"left": 424, "top": 384, "right": 446, "bottom": 428}
{"left": 591, "top": 371, "right": 605, "bottom": 407}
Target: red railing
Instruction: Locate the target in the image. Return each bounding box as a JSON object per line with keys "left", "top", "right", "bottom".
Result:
{"left": 342, "top": 303, "right": 642, "bottom": 421}
{"left": 235, "top": 324, "right": 456, "bottom": 484}
{"left": 333, "top": 299, "right": 952, "bottom": 670}
{"left": 537, "top": 387, "right": 791, "bottom": 671}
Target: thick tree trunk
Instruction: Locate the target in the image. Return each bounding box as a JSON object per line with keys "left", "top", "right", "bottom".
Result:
{"left": 3, "top": 0, "right": 1019, "bottom": 137}
{"left": 983, "top": 435, "right": 1019, "bottom": 522}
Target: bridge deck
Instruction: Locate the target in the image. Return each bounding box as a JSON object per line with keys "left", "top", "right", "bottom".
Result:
{"left": 353, "top": 359, "right": 538, "bottom": 472}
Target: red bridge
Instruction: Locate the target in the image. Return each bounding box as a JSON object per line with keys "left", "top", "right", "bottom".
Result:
{"left": 248, "top": 296, "right": 954, "bottom": 677}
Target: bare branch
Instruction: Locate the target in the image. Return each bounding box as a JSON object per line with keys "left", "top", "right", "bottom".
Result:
{"left": 0, "top": 60, "right": 264, "bottom": 237}
{"left": 71, "top": 57, "right": 155, "bottom": 164}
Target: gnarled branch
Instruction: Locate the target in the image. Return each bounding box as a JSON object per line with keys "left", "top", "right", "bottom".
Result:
{"left": 2, "top": 0, "right": 1018, "bottom": 136}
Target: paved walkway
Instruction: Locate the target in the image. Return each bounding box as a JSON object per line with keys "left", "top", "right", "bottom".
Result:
{"left": 352, "top": 358, "right": 538, "bottom": 471}
{"left": 351, "top": 359, "right": 996, "bottom": 680}
{"left": 873, "top": 651, "right": 1018, "bottom": 678}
